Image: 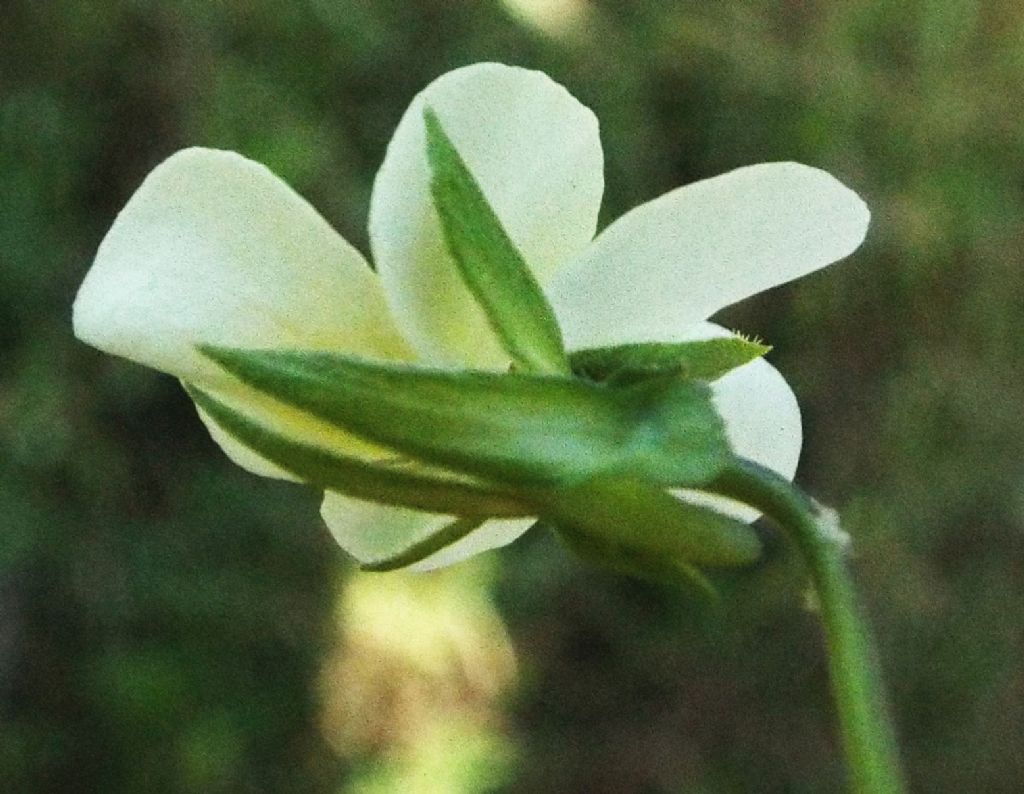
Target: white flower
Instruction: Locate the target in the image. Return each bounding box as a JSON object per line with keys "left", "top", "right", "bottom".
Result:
{"left": 73, "top": 62, "right": 869, "bottom": 571}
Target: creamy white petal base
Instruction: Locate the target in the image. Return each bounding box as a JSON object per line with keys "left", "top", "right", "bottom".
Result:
{"left": 370, "top": 62, "right": 604, "bottom": 369}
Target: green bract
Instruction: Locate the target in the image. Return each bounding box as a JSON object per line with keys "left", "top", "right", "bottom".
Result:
{"left": 185, "top": 384, "right": 530, "bottom": 518}
{"left": 570, "top": 336, "right": 771, "bottom": 384}
{"left": 73, "top": 62, "right": 869, "bottom": 572}
{"left": 425, "top": 107, "right": 569, "bottom": 376}
{"left": 198, "top": 347, "right": 729, "bottom": 489}
{"left": 535, "top": 477, "right": 761, "bottom": 567}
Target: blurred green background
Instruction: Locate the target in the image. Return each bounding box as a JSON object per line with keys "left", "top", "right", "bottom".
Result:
{"left": 2, "top": 1, "right": 1023, "bottom": 792}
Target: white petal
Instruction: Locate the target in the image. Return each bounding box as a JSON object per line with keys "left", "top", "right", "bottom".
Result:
{"left": 547, "top": 162, "right": 869, "bottom": 350}
{"left": 74, "top": 147, "right": 411, "bottom": 380}
{"left": 321, "top": 492, "right": 533, "bottom": 571}
{"left": 712, "top": 350, "right": 802, "bottom": 481}
{"left": 369, "top": 62, "right": 604, "bottom": 368}
{"left": 74, "top": 148, "right": 412, "bottom": 474}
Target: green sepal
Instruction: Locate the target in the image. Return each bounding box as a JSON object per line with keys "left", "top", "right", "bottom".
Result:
{"left": 532, "top": 476, "right": 762, "bottom": 568}
{"left": 555, "top": 523, "right": 721, "bottom": 601}
{"left": 424, "top": 106, "right": 569, "bottom": 375}
{"left": 570, "top": 335, "right": 771, "bottom": 384}
{"left": 185, "top": 384, "right": 531, "bottom": 518}
{"left": 358, "top": 517, "right": 484, "bottom": 572}
{"left": 198, "top": 348, "right": 730, "bottom": 489}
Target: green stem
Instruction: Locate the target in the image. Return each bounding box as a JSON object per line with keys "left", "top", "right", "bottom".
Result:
{"left": 709, "top": 458, "right": 905, "bottom": 794}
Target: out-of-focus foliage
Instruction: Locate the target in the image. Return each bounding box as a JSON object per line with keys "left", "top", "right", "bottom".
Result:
{"left": 1, "top": 1, "right": 1022, "bottom": 792}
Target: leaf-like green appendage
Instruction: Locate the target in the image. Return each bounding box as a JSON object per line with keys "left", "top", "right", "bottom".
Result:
{"left": 570, "top": 336, "right": 771, "bottom": 384}
{"left": 185, "top": 385, "right": 531, "bottom": 518}
{"left": 534, "top": 477, "right": 761, "bottom": 568}
{"left": 199, "top": 348, "right": 730, "bottom": 489}
{"left": 359, "top": 517, "right": 485, "bottom": 572}
{"left": 424, "top": 107, "right": 569, "bottom": 375}
{"left": 556, "top": 525, "right": 721, "bottom": 601}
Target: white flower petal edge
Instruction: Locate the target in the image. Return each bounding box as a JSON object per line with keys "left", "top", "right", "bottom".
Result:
{"left": 370, "top": 62, "right": 604, "bottom": 369}
{"left": 689, "top": 356, "right": 799, "bottom": 523}
{"left": 546, "top": 162, "right": 870, "bottom": 351}
{"left": 711, "top": 351, "right": 802, "bottom": 485}
{"left": 320, "top": 492, "right": 533, "bottom": 571}
{"left": 73, "top": 147, "right": 412, "bottom": 475}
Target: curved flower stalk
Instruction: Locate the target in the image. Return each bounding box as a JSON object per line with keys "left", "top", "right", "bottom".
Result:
{"left": 73, "top": 62, "right": 867, "bottom": 572}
